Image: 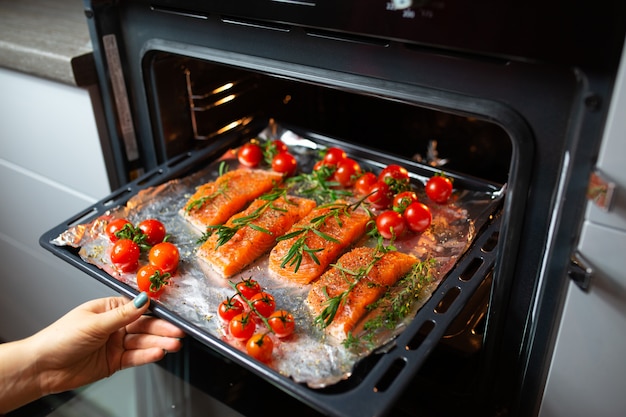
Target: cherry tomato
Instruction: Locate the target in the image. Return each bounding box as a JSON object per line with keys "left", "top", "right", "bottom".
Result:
{"left": 246, "top": 333, "right": 274, "bottom": 362}
{"left": 404, "top": 202, "right": 432, "bottom": 233}
{"left": 238, "top": 142, "right": 264, "bottom": 167}
{"left": 270, "top": 139, "right": 289, "bottom": 155}
{"left": 149, "top": 242, "right": 180, "bottom": 274}
{"left": 229, "top": 312, "right": 256, "bottom": 341}
{"left": 379, "top": 164, "right": 410, "bottom": 182}
{"left": 110, "top": 238, "right": 140, "bottom": 272}
{"left": 271, "top": 152, "right": 297, "bottom": 176}
{"left": 425, "top": 174, "right": 453, "bottom": 204}
{"left": 268, "top": 310, "right": 296, "bottom": 338}
{"left": 218, "top": 296, "right": 245, "bottom": 322}
{"left": 333, "top": 158, "right": 361, "bottom": 187}
{"left": 136, "top": 264, "right": 170, "bottom": 299}
{"left": 138, "top": 219, "right": 167, "bottom": 246}
{"left": 354, "top": 172, "right": 377, "bottom": 195}
{"left": 236, "top": 277, "right": 262, "bottom": 300}
{"left": 392, "top": 191, "right": 418, "bottom": 213}
{"left": 367, "top": 180, "right": 393, "bottom": 209}
{"left": 250, "top": 292, "right": 276, "bottom": 318}
{"left": 376, "top": 210, "right": 407, "bottom": 240}
{"left": 323, "top": 147, "right": 347, "bottom": 166}
{"left": 106, "top": 218, "right": 132, "bottom": 242}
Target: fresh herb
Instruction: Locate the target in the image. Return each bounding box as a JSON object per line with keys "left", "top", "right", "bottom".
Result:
{"left": 286, "top": 164, "right": 352, "bottom": 204}
{"left": 198, "top": 186, "right": 290, "bottom": 246}
{"left": 185, "top": 181, "right": 229, "bottom": 214}
{"left": 276, "top": 200, "right": 367, "bottom": 272}
{"left": 314, "top": 257, "right": 382, "bottom": 329}
{"left": 344, "top": 258, "right": 436, "bottom": 349}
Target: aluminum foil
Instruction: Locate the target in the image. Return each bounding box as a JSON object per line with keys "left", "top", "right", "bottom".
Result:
{"left": 52, "top": 125, "right": 502, "bottom": 388}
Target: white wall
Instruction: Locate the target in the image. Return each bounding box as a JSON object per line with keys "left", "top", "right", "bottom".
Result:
{"left": 0, "top": 67, "right": 116, "bottom": 341}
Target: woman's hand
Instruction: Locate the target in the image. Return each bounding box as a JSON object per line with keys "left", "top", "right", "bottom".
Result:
{"left": 0, "top": 293, "right": 185, "bottom": 413}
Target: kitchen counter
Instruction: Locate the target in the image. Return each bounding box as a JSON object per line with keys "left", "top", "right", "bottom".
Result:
{"left": 0, "top": 0, "right": 94, "bottom": 86}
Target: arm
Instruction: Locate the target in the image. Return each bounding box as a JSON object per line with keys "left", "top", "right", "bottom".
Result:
{"left": 0, "top": 293, "right": 184, "bottom": 414}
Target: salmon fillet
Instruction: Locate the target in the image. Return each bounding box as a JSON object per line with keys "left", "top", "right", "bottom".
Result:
{"left": 180, "top": 169, "right": 283, "bottom": 232}
{"left": 198, "top": 194, "right": 316, "bottom": 277}
{"left": 268, "top": 201, "right": 371, "bottom": 284}
{"left": 306, "top": 246, "right": 417, "bottom": 342}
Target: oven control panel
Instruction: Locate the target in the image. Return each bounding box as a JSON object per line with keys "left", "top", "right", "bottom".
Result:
{"left": 148, "top": 0, "right": 623, "bottom": 68}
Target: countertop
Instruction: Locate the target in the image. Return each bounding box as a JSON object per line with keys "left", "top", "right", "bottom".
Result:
{"left": 0, "top": 0, "right": 94, "bottom": 86}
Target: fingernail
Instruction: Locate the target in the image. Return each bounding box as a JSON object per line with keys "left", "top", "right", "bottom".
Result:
{"left": 133, "top": 292, "right": 149, "bottom": 308}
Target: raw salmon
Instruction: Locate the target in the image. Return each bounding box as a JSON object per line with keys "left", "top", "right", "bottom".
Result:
{"left": 198, "top": 193, "right": 316, "bottom": 277}
{"left": 180, "top": 169, "right": 283, "bottom": 232}
{"left": 306, "top": 246, "right": 417, "bottom": 342}
{"left": 268, "top": 201, "right": 371, "bottom": 284}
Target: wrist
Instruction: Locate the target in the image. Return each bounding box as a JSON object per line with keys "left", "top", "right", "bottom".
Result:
{"left": 0, "top": 338, "right": 45, "bottom": 414}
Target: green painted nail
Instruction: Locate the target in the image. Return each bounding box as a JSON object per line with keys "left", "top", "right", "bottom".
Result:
{"left": 133, "top": 292, "right": 149, "bottom": 308}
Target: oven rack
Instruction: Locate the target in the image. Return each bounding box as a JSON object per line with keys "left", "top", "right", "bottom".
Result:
{"left": 40, "top": 127, "right": 502, "bottom": 417}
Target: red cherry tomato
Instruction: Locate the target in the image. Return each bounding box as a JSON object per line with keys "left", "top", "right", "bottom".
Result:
{"left": 250, "top": 292, "right": 276, "bottom": 318}
{"left": 148, "top": 242, "right": 180, "bottom": 274}
{"left": 425, "top": 175, "right": 453, "bottom": 204}
{"left": 354, "top": 172, "right": 377, "bottom": 195}
{"left": 367, "top": 180, "right": 393, "bottom": 209}
{"left": 136, "top": 264, "right": 170, "bottom": 299}
{"left": 218, "top": 296, "right": 245, "bottom": 322}
{"left": 333, "top": 158, "right": 361, "bottom": 187}
{"left": 238, "top": 142, "right": 264, "bottom": 167}
{"left": 379, "top": 164, "right": 410, "bottom": 182}
{"left": 271, "top": 152, "right": 297, "bottom": 176}
{"left": 392, "top": 191, "right": 418, "bottom": 213}
{"left": 246, "top": 332, "right": 274, "bottom": 362}
{"left": 110, "top": 238, "right": 140, "bottom": 272}
{"left": 404, "top": 202, "right": 432, "bottom": 233}
{"left": 106, "top": 218, "right": 132, "bottom": 242}
{"left": 323, "top": 147, "right": 347, "bottom": 166}
{"left": 229, "top": 312, "right": 256, "bottom": 341}
{"left": 138, "top": 219, "right": 167, "bottom": 246}
{"left": 376, "top": 210, "right": 407, "bottom": 240}
{"left": 235, "top": 277, "right": 262, "bottom": 300}
{"left": 268, "top": 310, "right": 296, "bottom": 338}
{"left": 270, "top": 140, "right": 289, "bottom": 155}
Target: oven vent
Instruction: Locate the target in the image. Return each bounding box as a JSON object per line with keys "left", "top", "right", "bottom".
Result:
{"left": 305, "top": 28, "right": 390, "bottom": 47}
{"left": 221, "top": 15, "right": 291, "bottom": 33}
{"left": 149, "top": 5, "right": 209, "bottom": 20}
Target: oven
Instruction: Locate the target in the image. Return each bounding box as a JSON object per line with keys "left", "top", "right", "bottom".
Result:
{"left": 36, "top": 0, "right": 626, "bottom": 416}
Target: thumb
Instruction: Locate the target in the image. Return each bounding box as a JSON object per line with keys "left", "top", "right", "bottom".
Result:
{"left": 97, "top": 292, "right": 151, "bottom": 334}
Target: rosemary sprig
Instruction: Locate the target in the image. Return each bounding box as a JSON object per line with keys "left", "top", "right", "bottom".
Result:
{"left": 185, "top": 181, "right": 229, "bottom": 213}
{"left": 314, "top": 258, "right": 381, "bottom": 328}
{"left": 198, "top": 186, "right": 290, "bottom": 246}
{"left": 286, "top": 164, "right": 352, "bottom": 204}
{"left": 349, "top": 258, "right": 436, "bottom": 347}
{"left": 276, "top": 200, "right": 366, "bottom": 272}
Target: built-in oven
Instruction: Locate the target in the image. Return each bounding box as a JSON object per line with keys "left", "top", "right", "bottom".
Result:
{"left": 34, "top": 0, "right": 626, "bottom": 416}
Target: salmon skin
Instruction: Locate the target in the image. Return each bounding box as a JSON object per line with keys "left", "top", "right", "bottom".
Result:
{"left": 268, "top": 201, "right": 371, "bottom": 284}
{"left": 306, "top": 246, "right": 417, "bottom": 342}
{"left": 198, "top": 192, "right": 316, "bottom": 277}
{"left": 180, "top": 168, "right": 283, "bottom": 232}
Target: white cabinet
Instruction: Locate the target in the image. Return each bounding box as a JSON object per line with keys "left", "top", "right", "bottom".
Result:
{"left": 0, "top": 67, "right": 115, "bottom": 341}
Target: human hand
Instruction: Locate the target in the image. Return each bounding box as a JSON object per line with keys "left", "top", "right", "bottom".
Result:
{"left": 29, "top": 292, "right": 185, "bottom": 396}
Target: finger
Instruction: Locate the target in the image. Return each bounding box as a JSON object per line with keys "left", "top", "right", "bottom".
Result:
{"left": 121, "top": 347, "right": 169, "bottom": 369}
{"left": 124, "top": 333, "right": 183, "bottom": 353}
{"left": 94, "top": 292, "right": 151, "bottom": 334}
{"left": 126, "top": 316, "right": 186, "bottom": 338}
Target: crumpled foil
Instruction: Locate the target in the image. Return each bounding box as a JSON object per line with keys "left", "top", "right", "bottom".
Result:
{"left": 52, "top": 125, "right": 502, "bottom": 388}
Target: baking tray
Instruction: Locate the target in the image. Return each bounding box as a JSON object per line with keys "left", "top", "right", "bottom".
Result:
{"left": 40, "top": 123, "right": 503, "bottom": 417}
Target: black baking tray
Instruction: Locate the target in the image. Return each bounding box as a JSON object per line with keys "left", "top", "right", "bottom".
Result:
{"left": 40, "top": 124, "right": 503, "bottom": 417}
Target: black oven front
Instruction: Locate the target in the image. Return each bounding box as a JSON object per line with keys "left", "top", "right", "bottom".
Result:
{"left": 46, "top": 0, "right": 626, "bottom": 416}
